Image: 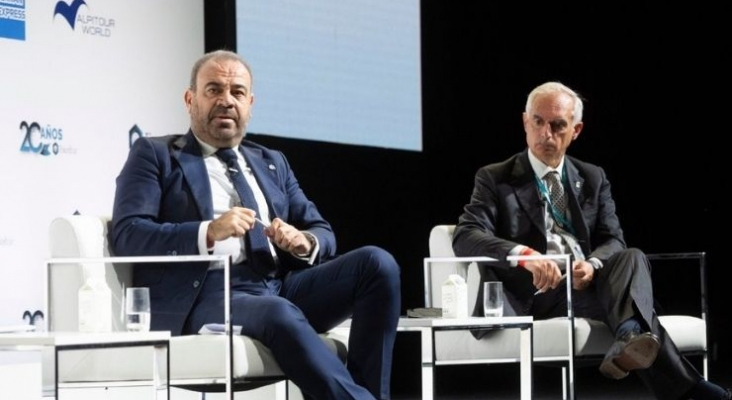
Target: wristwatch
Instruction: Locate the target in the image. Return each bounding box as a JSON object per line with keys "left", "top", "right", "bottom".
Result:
{"left": 295, "top": 232, "right": 317, "bottom": 257}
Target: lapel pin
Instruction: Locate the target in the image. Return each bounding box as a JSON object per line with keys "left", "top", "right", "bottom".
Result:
{"left": 268, "top": 164, "right": 276, "bottom": 170}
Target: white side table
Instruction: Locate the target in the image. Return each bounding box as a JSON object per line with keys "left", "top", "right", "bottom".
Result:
{"left": 0, "top": 331, "right": 170, "bottom": 399}
{"left": 338, "top": 316, "right": 533, "bottom": 400}
{"left": 400, "top": 316, "right": 533, "bottom": 400}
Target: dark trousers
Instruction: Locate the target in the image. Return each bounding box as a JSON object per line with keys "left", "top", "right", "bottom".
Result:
{"left": 532, "top": 248, "right": 702, "bottom": 399}
{"left": 184, "top": 245, "right": 401, "bottom": 400}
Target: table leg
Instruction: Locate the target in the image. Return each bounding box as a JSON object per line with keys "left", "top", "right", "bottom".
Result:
{"left": 420, "top": 328, "right": 433, "bottom": 400}
{"left": 152, "top": 342, "right": 169, "bottom": 400}
{"left": 519, "top": 325, "right": 533, "bottom": 400}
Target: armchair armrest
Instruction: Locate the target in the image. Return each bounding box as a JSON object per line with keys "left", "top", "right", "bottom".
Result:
{"left": 44, "top": 254, "right": 236, "bottom": 396}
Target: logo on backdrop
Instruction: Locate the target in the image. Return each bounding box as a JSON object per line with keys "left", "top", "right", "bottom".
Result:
{"left": 129, "top": 124, "right": 149, "bottom": 148}
{"left": 18, "top": 120, "right": 77, "bottom": 156}
{"left": 23, "top": 310, "right": 44, "bottom": 330}
{"left": 53, "top": 0, "right": 85, "bottom": 29}
{"left": 0, "top": 0, "right": 26, "bottom": 41}
{"left": 53, "top": 0, "right": 116, "bottom": 38}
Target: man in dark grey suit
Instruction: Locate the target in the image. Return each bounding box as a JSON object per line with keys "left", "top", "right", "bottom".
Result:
{"left": 452, "top": 81, "right": 728, "bottom": 399}
{"left": 111, "top": 50, "right": 400, "bottom": 400}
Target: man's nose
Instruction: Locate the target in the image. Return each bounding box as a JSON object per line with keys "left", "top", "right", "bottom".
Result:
{"left": 217, "top": 92, "right": 234, "bottom": 107}
{"left": 540, "top": 125, "right": 554, "bottom": 138}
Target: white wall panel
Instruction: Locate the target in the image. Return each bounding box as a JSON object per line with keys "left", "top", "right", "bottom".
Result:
{"left": 0, "top": 0, "right": 204, "bottom": 328}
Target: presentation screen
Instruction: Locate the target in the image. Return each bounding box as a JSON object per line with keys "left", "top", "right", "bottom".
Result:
{"left": 236, "top": 0, "right": 422, "bottom": 151}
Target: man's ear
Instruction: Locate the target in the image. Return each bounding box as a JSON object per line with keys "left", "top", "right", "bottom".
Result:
{"left": 184, "top": 90, "right": 193, "bottom": 110}
{"left": 572, "top": 122, "right": 584, "bottom": 140}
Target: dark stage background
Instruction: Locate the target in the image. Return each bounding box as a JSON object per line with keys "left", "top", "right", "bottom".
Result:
{"left": 205, "top": 1, "right": 727, "bottom": 395}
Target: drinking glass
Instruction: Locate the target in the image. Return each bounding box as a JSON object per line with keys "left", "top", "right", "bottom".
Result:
{"left": 125, "top": 287, "right": 151, "bottom": 332}
{"left": 483, "top": 281, "right": 504, "bottom": 318}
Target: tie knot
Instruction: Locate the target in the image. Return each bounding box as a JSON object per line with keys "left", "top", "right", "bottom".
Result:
{"left": 544, "top": 170, "right": 560, "bottom": 182}
{"left": 216, "top": 147, "right": 239, "bottom": 167}
{"left": 543, "top": 171, "right": 562, "bottom": 189}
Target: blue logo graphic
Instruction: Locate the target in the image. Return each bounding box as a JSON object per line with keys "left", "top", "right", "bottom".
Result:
{"left": 53, "top": 0, "right": 115, "bottom": 37}
{"left": 53, "top": 0, "right": 86, "bottom": 29}
{"left": 23, "top": 310, "right": 44, "bottom": 329}
{"left": 19, "top": 120, "right": 64, "bottom": 156}
{"left": 0, "top": 0, "right": 27, "bottom": 41}
{"left": 129, "top": 124, "right": 149, "bottom": 148}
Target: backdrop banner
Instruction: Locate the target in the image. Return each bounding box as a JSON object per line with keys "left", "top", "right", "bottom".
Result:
{"left": 0, "top": 0, "right": 204, "bottom": 329}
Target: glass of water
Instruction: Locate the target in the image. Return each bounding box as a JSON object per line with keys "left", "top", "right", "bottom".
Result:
{"left": 483, "top": 281, "right": 504, "bottom": 318}
{"left": 125, "top": 287, "right": 151, "bottom": 332}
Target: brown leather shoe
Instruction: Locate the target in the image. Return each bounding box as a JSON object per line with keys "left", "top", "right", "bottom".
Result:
{"left": 599, "top": 331, "right": 661, "bottom": 379}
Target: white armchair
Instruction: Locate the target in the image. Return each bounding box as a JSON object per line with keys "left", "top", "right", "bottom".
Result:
{"left": 426, "top": 224, "right": 708, "bottom": 399}
{"left": 45, "top": 214, "right": 349, "bottom": 399}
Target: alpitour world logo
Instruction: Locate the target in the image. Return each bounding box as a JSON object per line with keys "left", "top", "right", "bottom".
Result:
{"left": 53, "top": 0, "right": 116, "bottom": 37}
{"left": 53, "top": 0, "right": 85, "bottom": 29}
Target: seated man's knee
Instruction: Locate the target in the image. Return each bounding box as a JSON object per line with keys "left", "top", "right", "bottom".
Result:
{"left": 624, "top": 248, "right": 645, "bottom": 258}
{"left": 611, "top": 247, "right": 646, "bottom": 263}
{"left": 609, "top": 248, "right": 651, "bottom": 275}
{"left": 360, "top": 245, "right": 400, "bottom": 281}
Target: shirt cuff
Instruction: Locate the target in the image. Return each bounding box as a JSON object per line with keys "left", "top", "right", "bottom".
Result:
{"left": 295, "top": 231, "right": 319, "bottom": 264}
{"left": 588, "top": 257, "right": 603, "bottom": 270}
{"left": 199, "top": 221, "right": 213, "bottom": 254}
{"left": 509, "top": 245, "right": 533, "bottom": 268}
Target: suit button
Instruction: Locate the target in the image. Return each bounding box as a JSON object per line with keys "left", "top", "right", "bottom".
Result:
{"left": 193, "top": 280, "right": 200, "bottom": 288}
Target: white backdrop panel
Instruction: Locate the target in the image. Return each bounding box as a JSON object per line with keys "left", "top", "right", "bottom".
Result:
{"left": 0, "top": 0, "right": 204, "bottom": 328}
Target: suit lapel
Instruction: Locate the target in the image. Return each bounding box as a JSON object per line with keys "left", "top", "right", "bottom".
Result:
{"left": 239, "top": 144, "right": 279, "bottom": 218}
{"left": 563, "top": 159, "right": 591, "bottom": 253}
{"left": 512, "top": 154, "right": 545, "bottom": 233}
{"left": 173, "top": 133, "right": 214, "bottom": 219}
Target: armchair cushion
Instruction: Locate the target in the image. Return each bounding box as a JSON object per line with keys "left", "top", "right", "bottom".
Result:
{"left": 46, "top": 215, "right": 349, "bottom": 389}
{"left": 427, "top": 225, "right": 707, "bottom": 367}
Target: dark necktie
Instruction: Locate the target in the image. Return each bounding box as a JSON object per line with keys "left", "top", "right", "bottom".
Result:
{"left": 215, "top": 148, "right": 276, "bottom": 275}
{"left": 543, "top": 171, "right": 567, "bottom": 217}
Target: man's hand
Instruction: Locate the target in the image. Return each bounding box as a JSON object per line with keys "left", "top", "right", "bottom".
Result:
{"left": 206, "top": 207, "right": 259, "bottom": 243}
{"left": 265, "top": 218, "right": 313, "bottom": 256}
{"left": 571, "top": 260, "right": 594, "bottom": 291}
{"left": 522, "top": 250, "right": 564, "bottom": 293}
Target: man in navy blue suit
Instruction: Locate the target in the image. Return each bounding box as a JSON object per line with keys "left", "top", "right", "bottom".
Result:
{"left": 111, "top": 49, "right": 401, "bottom": 400}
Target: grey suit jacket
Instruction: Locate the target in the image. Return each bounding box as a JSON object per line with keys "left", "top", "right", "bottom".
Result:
{"left": 452, "top": 149, "right": 626, "bottom": 314}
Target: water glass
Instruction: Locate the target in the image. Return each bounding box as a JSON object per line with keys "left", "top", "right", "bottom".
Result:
{"left": 483, "top": 281, "right": 504, "bottom": 318}
{"left": 125, "top": 287, "right": 151, "bottom": 332}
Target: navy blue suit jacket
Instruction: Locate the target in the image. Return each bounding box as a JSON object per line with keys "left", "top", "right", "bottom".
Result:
{"left": 111, "top": 131, "right": 335, "bottom": 335}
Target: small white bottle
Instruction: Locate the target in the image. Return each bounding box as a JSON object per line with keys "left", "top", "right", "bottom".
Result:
{"left": 441, "top": 273, "right": 469, "bottom": 318}
{"left": 78, "top": 264, "right": 113, "bottom": 333}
